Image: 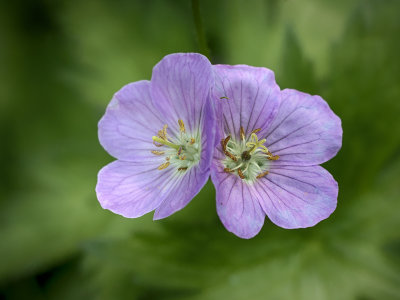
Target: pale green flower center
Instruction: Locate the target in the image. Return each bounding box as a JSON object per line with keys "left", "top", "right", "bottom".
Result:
{"left": 151, "top": 120, "right": 201, "bottom": 172}
{"left": 221, "top": 127, "right": 279, "bottom": 183}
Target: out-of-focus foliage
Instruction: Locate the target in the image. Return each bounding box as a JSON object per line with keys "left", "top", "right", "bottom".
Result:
{"left": 1, "top": 0, "right": 399, "bottom": 299}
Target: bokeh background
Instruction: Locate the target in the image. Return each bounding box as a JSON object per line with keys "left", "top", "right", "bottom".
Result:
{"left": 1, "top": 0, "right": 400, "bottom": 299}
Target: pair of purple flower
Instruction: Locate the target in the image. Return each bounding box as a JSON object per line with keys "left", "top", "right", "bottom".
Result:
{"left": 96, "top": 53, "right": 342, "bottom": 239}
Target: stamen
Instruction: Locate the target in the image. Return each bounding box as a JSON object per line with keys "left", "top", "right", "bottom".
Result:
{"left": 178, "top": 119, "right": 185, "bottom": 133}
{"left": 221, "top": 135, "right": 237, "bottom": 161}
{"left": 237, "top": 168, "right": 245, "bottom": 179}
{"left": 256, "top": 170, "right": 269, "bottom": 179}
{"left": 266, "top": 151, "right": 279, "bottom": 160}
{"left": 251, "top": 128, "right": 261, "bottom": 134}
{"left": 158, "top": 124, "right": 168, "bottom": 140}
{"left": 220, "top": 139, "right": 226, "bottom": 151}
{"left": 190, "top": 138, "right": 195, "bottom": 145}
{"left": 225, "top": 150, "right": 237, "bottom": 161}
{"left": 178, "top": 167, "right": 188, "bottom": 171}
{"left": 179, "top": 155, "right": 186, "bottom": 160}
{"left": 177, "top": 147, "right": 182, "bottom": 156}
{"left": 220, "top": 96, "right": 229, "bottom": 100}
{"left": 230, "top": 163, "right": 244, "bottom": 171}
{"left": 222, "top": 136, "right": 231, "bottom": 150}
{"left": 224, "top": 167, "right": 234, "bottom": 173}
{"left": 151, "top": 150, "right": 165, "bottom": 155}
{"left": 157, "top": 161, "right": 170, "bottom": 170}
{"left": 267, "top": 154, "right": 280, "bottom": 160}
{"left": 240, "top": 126, "right": 245, "bottom": 140}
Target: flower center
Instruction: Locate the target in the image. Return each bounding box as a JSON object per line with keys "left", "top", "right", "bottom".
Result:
{"left": 221, "top": 126, "right": 279, "bottom": 183}
{"left": 151, "top": 120, "right": 201, "bottom": 172}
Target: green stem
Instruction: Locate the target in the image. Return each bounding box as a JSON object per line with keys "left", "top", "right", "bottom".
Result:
{"left": 191, "top": 0, "right": 210, "bottom": 59}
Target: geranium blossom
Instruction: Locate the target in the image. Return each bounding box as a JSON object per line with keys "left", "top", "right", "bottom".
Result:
{"left": 96, "top": 53, "right": 215, "bottom": 219}
{"left": 211, "top": 65, "right": 342, "bottom": 238}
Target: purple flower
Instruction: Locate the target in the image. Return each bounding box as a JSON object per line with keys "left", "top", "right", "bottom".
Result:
{"left": 96, "top": 53, "right": 215, "bottom": 220}
{"left": 211, "top": 65, "right": 342, "bottom": 238}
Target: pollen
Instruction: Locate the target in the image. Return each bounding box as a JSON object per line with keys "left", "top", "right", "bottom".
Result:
{"left": 158, "top": 161, "right": 170, "bottom": 170}
{"left": 237, "top": 169, "right": 245, "bottom": 179}
{"left": 151, "top": 150, "right": 165, "bottom": 155}
{"left": 158, "top": 124, "right": 168, "bottom": 140}
{"left": 221, "top": 136, "right": 238, "bottom": 161}
{"left": 256, "top": 170, "right": 269, "bottom": 179}
{"left": 224, "top": 167, "right": 234, "bottom": 173}
{"left": 178, "top": 119, "right": 186, "bottom": 133}
{"left": 240, "top": 126, "right": 245, "bottom": 140}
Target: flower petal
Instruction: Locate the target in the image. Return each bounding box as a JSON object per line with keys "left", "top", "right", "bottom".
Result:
{"left": 211, "top": 164, "right": 265, "bottom": 239}
{"left": 212, "top": 64, "right": 281, "bottom": 140}
{"left": 265, "top": 89, "right": 342, "bottom": 166}
{"left": 254, "top": 165, "right": 338, "bottom": 229}
{"left": 153, "top": 166, "right": 210, "bottom": 220}
{"left": 151, "top": 53, "right": 214, "bottom": 135}
{"left": 96, "top": 160, "right": 172, "bottom": 218}
{"left": 98, "top": 81, "right": 165, "bottom": 162}
{"left": 97, "top": 160, "right": 212, "bottom": 220}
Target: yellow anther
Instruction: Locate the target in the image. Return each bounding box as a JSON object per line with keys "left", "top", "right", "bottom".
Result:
{"left": 151, "top": 150, "right": 165, "bottom": 155}
{"left": 178, "top": 167, "right": 188, "bottom": 171}
{"left": 190, "top": 138, "right": 195, "bottom": 144}
{"left": 267, "top": 154, "right": 280, "bottom": 161}
{"left": 179, "top": 155, "right": 186, "bottom": 160}
{"left": 158, "top": 124, "right": 168, "bottom": 140}
{"left": 251, "top": 128, "right": 261, "bottom": 134}
{"left": 178, "top": 119, "right": 185, "bottom": 133}
{"left": 157, "top": 161, "right": 170, "bottom": 170}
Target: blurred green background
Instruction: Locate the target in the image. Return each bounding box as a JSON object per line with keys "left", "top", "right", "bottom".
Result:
{"left": 1, "top": 0, "right": 400, "bottom": 299}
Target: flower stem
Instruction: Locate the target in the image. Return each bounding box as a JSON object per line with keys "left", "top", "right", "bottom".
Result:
{"left": 191, "top": 0, "right": 210, "bottom": 59}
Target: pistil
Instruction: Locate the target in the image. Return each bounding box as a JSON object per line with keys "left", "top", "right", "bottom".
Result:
{"left": 152, "top": 136, "right": 181, "bottom": 150}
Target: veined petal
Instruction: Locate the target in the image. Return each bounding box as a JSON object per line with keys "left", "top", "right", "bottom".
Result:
{"left": 151, "top": 53, "right": 214, "bottom": 135}
{"left": 153, "top": 166, "right": 210, "bottom": 220}
{"left": 264, "top": 89, "right": 342, "bottom": 166}
{"left": 98, "top": 81, "right": 165, "bottom": 162}
{"left": 254, "top": 165, "right": 338, "bottom": 229}
{"left": 96, "top": 160, "right": 173, "bottom": 218}
{"left": 96, "top": 160, "right": 211, "bottom": 220}
{"left": 212, "top": 64, "right": 281, "bottom": 140}
{"left": 211, "top": 163, "right": 265, "bottom": 239}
